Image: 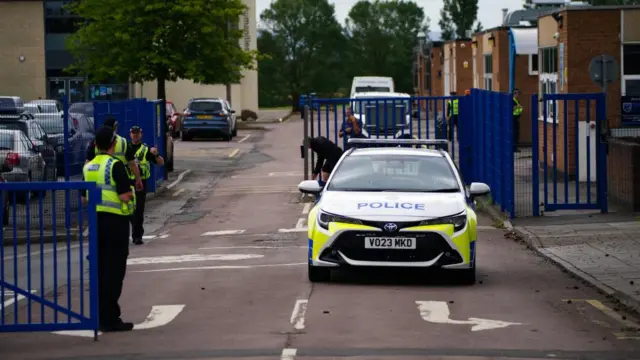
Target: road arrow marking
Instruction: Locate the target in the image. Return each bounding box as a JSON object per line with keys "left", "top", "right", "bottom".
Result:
{"left": 53, "top": 304, "right": 185, "bottom": 337}
{"left": 416, "top": 301, "right": 522, "bottom": 331}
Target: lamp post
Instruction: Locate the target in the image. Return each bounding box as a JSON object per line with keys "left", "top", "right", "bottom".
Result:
{"left": 416, "top": 32, "right": 427, "bottom": 96}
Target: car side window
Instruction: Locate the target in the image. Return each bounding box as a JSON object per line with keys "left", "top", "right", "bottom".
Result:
{"left": 29, "top": 122, "right": 45, "bottom": 140}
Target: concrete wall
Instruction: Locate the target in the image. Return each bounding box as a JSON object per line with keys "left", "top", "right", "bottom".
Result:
{"left": 0, "top": 1, "right": 46, "bottom": 101}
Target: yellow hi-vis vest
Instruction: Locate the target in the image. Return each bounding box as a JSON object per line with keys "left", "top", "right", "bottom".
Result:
{"left": 83, "top": 154, "right": 135, "bottom": 216}
{"left": 448, "top": 99, "right": 459, "bottom": 116}
{"left": 96, "top": 135, "right": 130, "bottom": 176}
{"left": 131, "top": 144, "right": 150, "bottom": 180}
{"left": 513, "top": 97, "right": 523, "bottom": 116}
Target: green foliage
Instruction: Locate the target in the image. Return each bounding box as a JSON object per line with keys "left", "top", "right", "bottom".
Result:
{"left": 438, "top": 0, "right": 481, "bottom": 40}
{"left": 345, "top": 0, "right": 428, "bottom": 93}
{"left": 65, "top": 0, "right": 259, "bottom": 99}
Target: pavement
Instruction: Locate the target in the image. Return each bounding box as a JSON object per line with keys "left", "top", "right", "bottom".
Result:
{"left": 1, "top": 117, "right": 640, "bottom": 359}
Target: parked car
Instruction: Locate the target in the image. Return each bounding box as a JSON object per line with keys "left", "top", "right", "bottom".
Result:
{"left": 69, "top": 102, "right": 93, "bottom": 118}
{"left": 0, "top": 129, "right": 47, "bottom": 201}
{"left": 165, "top": 130, "right": 174, "bottom": 172}
{"left": 23, "top": 103, "right": 42, "bottom": 115}
{"left": 33, "top": 113, "right": 94, "bottom": 177}
{"left": 0, "top": 119, "right": 58, "bottom": 180}
{"left": 27, "top": 99, "right": 63, "bottom": 115}
{"left": 181, "top": 98, "right": 237, "bottom": 141}
{"left": 0, "top": 159, "right": 11, "bottom": 226}
{"left": 0, "top": 96, "right": 25, "bottom": 117}
{"left": 166, "top": 101, "right": 182, "bottom": 138}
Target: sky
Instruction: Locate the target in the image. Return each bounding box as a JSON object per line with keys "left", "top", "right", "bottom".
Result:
{"left": 255, "top": 0, "right": 524, "bottom": 39}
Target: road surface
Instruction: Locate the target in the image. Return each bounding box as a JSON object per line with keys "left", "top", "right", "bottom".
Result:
{"left": 1, "top": 119, "right": 639, "bottom": 360}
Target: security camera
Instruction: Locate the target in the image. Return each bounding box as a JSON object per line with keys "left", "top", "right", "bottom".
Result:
{"left": 553, "top": 32, "right": 559, "bottom": 39}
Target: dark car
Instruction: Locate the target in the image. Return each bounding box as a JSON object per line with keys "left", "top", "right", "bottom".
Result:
{"left": 0, "top": 158, "right": 12, "bottom": 227}
{"left": 181, "top": 98, "right": 237, "bottom": 141}
{"left": 34, "top": 112, "right": 95, "bottom": 177}
{"left": 0, "top": 119, "right": 57, "bottom": 180}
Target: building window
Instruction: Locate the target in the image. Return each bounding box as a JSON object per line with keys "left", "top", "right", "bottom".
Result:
{"left": 529, "top": 54, "right": 539, "bottom": 75}
{"left": 483, "top": 54, "right": 492, "bottom": 90}
{"left": 539, "top": 46, "right": 558, "bottom": 119}
{"left": 45, "top": 18, "right": 82, "bottom": 33}
{"left": 623, "top": 44, "right": 640, "bottom": 96}
{"left": 45, "top": 1, "right": 76, "bottom": 17}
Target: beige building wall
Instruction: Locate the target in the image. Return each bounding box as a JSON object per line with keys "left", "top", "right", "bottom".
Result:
{"left": 133, "top": 0, "right": 259, "bottom": 113}
{"left": 0, "top": 1, "right": 46, "bottom": 101}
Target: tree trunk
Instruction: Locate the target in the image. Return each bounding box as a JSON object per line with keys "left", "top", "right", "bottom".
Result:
{"left": 157, "top": 76, "right": 166, "bottom": 100}
{"left": 292, "top": 92, "right": 300, "bottom": 113}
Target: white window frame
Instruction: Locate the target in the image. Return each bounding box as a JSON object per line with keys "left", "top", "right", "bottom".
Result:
{"left": 621, "top": 40, "right": 640, "bottom": 96}
{"left": 472, "top": 47, "right": 478, "bottom": 88}
{"left": 483, "top": 53, "right": 492, "bottom": 91}
{"left": 539, "top": 46, "right": 559, "bottom": 123}
{"left": 529, "top": 53, "right": 539, "bottom": 76}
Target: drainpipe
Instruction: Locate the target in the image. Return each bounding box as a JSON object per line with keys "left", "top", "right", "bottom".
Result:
{"left": 508, "top": 29, "right": 516, "bottom": 94}
{"left": 502, "top": 8, "right": 508, "bottom": 25}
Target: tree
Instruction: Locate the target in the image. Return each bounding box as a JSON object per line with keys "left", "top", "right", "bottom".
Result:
{"left": 65, "top": 0, "right": 259, "bottom": 100}
{"left": 257, "top": 30, "right": 288, "bottom": 107}
{"left": 345, "top": 0, "right": 428, "bottom": 93}
{"left": 261, "top": 0, "right": 346, "bottom": 110}
{"left": 438, "top": 0, "right": 481, "bottom": 40}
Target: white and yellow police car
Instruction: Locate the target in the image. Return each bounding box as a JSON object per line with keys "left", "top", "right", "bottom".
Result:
{"left": 298, "top": 138, "right": 490, "bottom": 284}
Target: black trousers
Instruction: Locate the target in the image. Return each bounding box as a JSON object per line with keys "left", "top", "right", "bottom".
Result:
{"left": 130, "top": 188, "right": 147, "bottom": 240}
{"left": 513, "top": 115, "right": 521, "bottom": 150}
{"left": 449, "top": 115, "right": 458, "bottom": 141}
{"left": 97, "top": 212, "right": 130, "bottom": 326}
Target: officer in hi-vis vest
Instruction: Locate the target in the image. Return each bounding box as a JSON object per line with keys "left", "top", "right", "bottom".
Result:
{"left": 86, "top": 116, "right": 144, "bottom": 191}
{"left": 513, "top": 88, "right": 523, "bottom": 153}
{"left": 82, "top": 126, "right": 136, "bottom": 332}
{"left": 446, "top": 91, "right": 459, "bottom": 141}
{"left": 128, "top": 125, "right": 164, "bottom": 245}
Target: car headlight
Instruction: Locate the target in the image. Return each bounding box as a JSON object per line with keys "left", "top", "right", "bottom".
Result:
{"left": 419, "top": 213, "right": 467, "bottom": 232}
{"left": 317, "top": 210, "right": 362, "bottom": 230}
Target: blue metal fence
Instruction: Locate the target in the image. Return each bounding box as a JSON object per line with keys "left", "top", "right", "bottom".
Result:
{"left": 531, "top": 92, "right": 607, "bottom": 216}
{"left": 0, "top": 181, "right": 99, "bottom": 336}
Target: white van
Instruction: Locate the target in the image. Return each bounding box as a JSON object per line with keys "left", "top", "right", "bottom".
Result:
{"left": 350, "top": 91, "right": 414, "bottom": 139}
{"left": 350, "top": 77, "right": 394, "bottom": 98}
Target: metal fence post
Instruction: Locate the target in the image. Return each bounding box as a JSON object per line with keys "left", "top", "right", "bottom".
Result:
{"left": 303, "top": 105, "right": 310, "bottom": 180}
{"left": 62, "top": 95, "right": 70, "bottom": 181}
{"left": 596, "top": 93, "right": 608, "bottom": 213}
{"left": 531, "top": 93, "right": 540, "bottom": 216}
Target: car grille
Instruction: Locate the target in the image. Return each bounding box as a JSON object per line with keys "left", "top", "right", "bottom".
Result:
{"left": 320, "top": 231, "right": 462, "bottom": 264}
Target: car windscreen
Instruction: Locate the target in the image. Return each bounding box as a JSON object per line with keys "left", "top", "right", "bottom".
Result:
{"left": 0, "top": 133, "right": 15, "bottom": 150}
{"left": 34, "top": 119, "right": 70, "bottom": 134}
{"left": 326, "top": 154, "right": 460, "bottom": 192}
{"left": 188, "top": 101, "right": 222, "bottom": 112}
{"left": 0, "top": 122, "right": 27, "bottom": 135}
{"left": 352, "top": 99, "right": 409, "bottom": 124}
{"left": 355, "top": 86, "right": 390, "bottom": 93}
{"left": 34, "top": 103, "right": 59, "bottom": 113}
{"left": 69, "top": 103, "right": 93, "bottom": 117}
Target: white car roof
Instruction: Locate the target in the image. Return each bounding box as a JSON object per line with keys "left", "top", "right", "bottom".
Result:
{"left": 353, "top": 92, "right": 409, "bottom": 98}
{"left": 349, "top": 147, "right": 444, "bottom": 157}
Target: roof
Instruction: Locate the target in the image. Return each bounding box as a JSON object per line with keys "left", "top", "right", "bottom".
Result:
{"left": 510, "top": 28, "right": 538, "bottom": 55}
{"left": 189, "top": 98, "right": 223, "bottom": 102}
{"left": 352, "top": 92, "right": 410, "bottom": 98}
{"left": 547, "top": 4, "right": 640, "bottom": 14}
{"left": 350, "top": 147, "right": 443, "bottom": 157}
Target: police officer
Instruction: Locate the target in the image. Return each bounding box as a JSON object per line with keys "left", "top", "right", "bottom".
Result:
{"left": 82, "top": 126, "right": 135, "bottom": 332}
{"left": 86, "top": 116, "right": 143, "bottom": 192}
{"left": 513, "top": 88, "right": 523, "bottom": 153}
{"left": 307, "top": 136, "right": 343, "bottom": 185}
{"left": 446, "top": 91, "right": 459, "bottom": 141}
{"left": 128, "top": 125, "right": 164, "bottom": 245}
{"left": 338, "top": 106, "right": 365, "bottom": 149}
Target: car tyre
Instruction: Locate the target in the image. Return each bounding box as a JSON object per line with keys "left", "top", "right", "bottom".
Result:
{"left": 166, "top": 145, "right": 174, "bottom": 172}
{"left": 308, "top": 263, "right": 331, "bottom": 282}
{"left": 453, "top": 259, "right": 476, "bottom": 285}
{"left": 232, "top": 126, "right": 237, "bottom": 137}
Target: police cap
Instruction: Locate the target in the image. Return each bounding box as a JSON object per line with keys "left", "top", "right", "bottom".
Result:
{"left": 95, "top": 126, "right": 116, "bottom": 150}
{"left": 104, "top": 116, "right": 118, "bottom": 128}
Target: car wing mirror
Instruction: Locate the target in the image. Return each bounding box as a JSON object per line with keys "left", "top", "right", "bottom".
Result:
{"left": 298, "top": 180, "right": 323, "bottom": 195}
{"left": 468, "top": 182, "right": 491, "bottom": 199}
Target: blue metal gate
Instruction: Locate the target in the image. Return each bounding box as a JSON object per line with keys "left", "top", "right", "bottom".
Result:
{"left": 0, "top": 181, "right": 100, "bottom": 335}
{"left": 531, "top": 93, "right": 608, "bottom": 215}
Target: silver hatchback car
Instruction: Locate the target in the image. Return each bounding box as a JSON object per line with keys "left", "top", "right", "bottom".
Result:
{"left": 0, "top": 129, "right": 46, "bottom": 183}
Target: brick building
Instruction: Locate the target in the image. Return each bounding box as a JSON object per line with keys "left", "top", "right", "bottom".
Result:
{"left": 471, "top": 27, "right": 538, "bottom": 145}
{"left": 414, "top": 41, "right": 444, "bottom": 98}
{"left": 536, "top": 6, "right": 640, "bottom": 181}
{"left": 443, "top": 39, "right": 473, "bottom": 96}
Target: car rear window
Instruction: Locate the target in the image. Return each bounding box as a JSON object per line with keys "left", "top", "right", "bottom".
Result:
{"left": 0, "top": 122, "right": 26, "bottom": 134}
{"left": 0, "top": 133, "right": 15, "bottom": 150}
{"left": 327, "top": 154, "right": 459, "bottom": 192}
{"left": 188, "top": 101, "right": 222, "bottom": 112}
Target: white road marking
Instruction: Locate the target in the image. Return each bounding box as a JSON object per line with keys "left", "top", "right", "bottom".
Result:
{"left": 53, "top": 304, "right": 185, "bottom": 337}
{"left": 131, "top": 262, "right": 306, "bottom": 273}
{"left": 281, "top": 348, "right": 297, "bottom": 360}
{"left": 228, "top": 149, "right": 240, "bottom": 158}
{"left": 278, "top": 228, "right": 308, "bottom": 233}
{"left": 2, "top": 290, "right": 37, "bottom": 309}
{"left": 199, "top": 246, "right": 307, "bottom": 250}
{"left": 142, "top": 235, "right": 156, "bottom": 240}
{"left": 201, "top": 230, "right": 246, "bottom": 236}
{"left": 295, "top": 218, "right": 305, "bottom": 229}
{"left": 290, "top": 299, "right": 308, "bottom": 330}
{"left": 172, "top": 188, "right": 185, "bottom": 197}
{"left": 3, "top": 244, "right": 82, "bottom": 261}
{"left": 416, "top": 301, "right": 523, "bottom": 331}
{"left": 302, "top": 203, "right": 311, "bottom": 215}
{"left": 167, "top": 169, "right": 192, "bottom": 190}
{"left": 238, "top": 134, "right": 251, "bottom": 143}
{"left": 127, "top": 253, "right": 263, "bottom": 265}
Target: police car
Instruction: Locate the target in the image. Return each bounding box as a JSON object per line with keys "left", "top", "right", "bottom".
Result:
{"left": 297, "top": 138, "right": 491, "bottom": 284}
